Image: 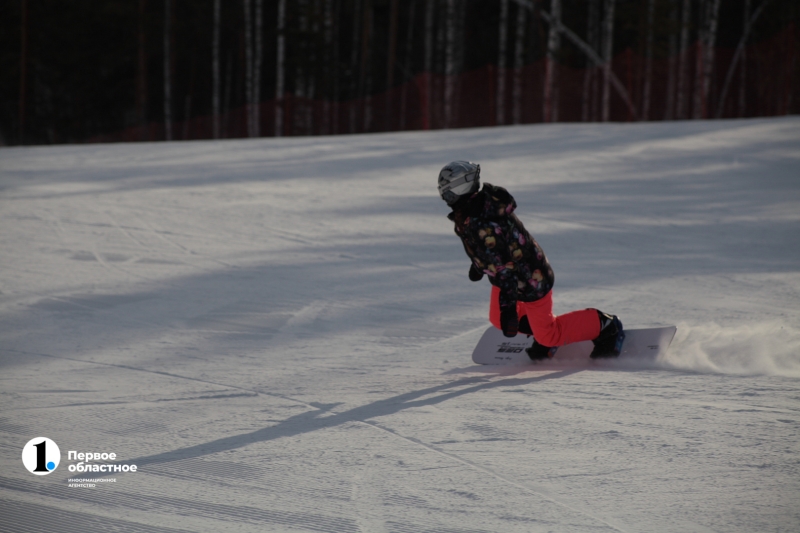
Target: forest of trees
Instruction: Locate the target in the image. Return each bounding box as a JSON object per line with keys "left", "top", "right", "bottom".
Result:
{"left": 2, "top": 0, "right": 798, "bottom": 145}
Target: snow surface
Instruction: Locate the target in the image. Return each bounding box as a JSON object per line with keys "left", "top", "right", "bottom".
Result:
{"left": 1, "top": 117, "right": 799, "bottom": 533}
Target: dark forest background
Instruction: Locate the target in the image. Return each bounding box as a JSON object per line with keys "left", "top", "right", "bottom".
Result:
{"left": 2, "top": 0, "right": 798, "bottom": 146}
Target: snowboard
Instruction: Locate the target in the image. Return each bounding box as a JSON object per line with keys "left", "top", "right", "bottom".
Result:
{"left": 471, "top": 325, "right": 677, "bottom": 365}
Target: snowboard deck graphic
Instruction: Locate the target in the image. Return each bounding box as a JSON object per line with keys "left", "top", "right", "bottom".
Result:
{"left": 472, "top": 325, "right": 677, "bottom": 365}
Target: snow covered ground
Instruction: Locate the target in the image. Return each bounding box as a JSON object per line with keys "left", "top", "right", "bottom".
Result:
{"left": 1, "top": 117, "right": 799, "bottom": 533}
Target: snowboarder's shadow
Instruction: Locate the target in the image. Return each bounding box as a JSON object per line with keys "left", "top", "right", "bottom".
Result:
{"left": 442, "top": 364, "right": 574, "bottom": 376}
{"left": 443, "top": 358, "right": 658, "bottom": 376}
{"left": 123, "top": 370, "right": 580, "bottom": 471}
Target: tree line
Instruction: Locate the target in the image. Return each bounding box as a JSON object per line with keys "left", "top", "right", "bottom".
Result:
{"left": 2, "top": 0, "right": 797, "bottom": 145}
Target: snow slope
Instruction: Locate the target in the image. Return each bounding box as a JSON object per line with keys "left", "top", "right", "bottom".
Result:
{"left": 1, "top": 117, "right": 799, "bottom": 532}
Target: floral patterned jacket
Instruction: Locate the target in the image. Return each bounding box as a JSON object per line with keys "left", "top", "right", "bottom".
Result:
{"left": 448, "top": 183, "right": 554, "bottom": 311}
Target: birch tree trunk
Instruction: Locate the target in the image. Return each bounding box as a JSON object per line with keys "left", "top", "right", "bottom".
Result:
{"left": 349, "top": 0, "right": 362, "bottom": 133}
{"left": 738, "top": 0, "right": 750, "bottom": 117}
{"left": 137, "top": 0, "right": 148, "bottom": 139}
{"left": 212, "top": 0, "right": 221, "bottom": 139}
{"left": 496, "top": 0, "right": 509, "bottom": 125}
{"left": 220, "top": 48, "right": 233, "bottom": 138}
{"left": 423, "top": 0, "right": 434, "bottom": 130}
{"left": 253, "top": 0, "right": 263, "bottom": 136}
{"left": 664, "top": 0, "right": 679, "bottom": 120}
{"left": 676, "top": 0, "right": 691, "bottom": 119}
{"left": 444, "top": 0, "right": 456, "bottom": 128}
{"left": 455, "top": 0, "right": 466, "bottom": 120}
{"left": 696, "top": 0, "right": 721, "bottom": 119}
{"left": 715, "top": 0, "right": 771, "bottom": 119}
{"left": 435, "top": 0, "right": 446, "bottom": 127}
{"left": 642, "top": 0, "right": 655, "bottom": 120}
{"left": 360, "top": 0, "right": 373, "bottom": 131}
{"left": 539, "top": 6, "right": 638, "bottom": 121}
{"left": 332, "top": 0, "right": 341, "bottom": 133}
{"left": 294, "top": 1, "right": 307, "bottom": 135}
{"left": 512, "top": 1, "right": 527, "bottom": 124}
{"left": 19, "top": 0, "right": 28, "bottom": 144}
{"left": 224, "top": 49, "right": 233, "bottom": 137}
{"left": 582, "top": 0, "right": 600, "bottom": 122}
{"left": 601, "top": 0, "right": 616, "bottom": 122}
{"left": 243, "top": 0, "right": 254, "bottom": 137}
{"left": 544, "top": 0, "right": 562, "bottom": 123}
{"left": 322, "top": 0, "right": 333, "bottom": 134}
{"left": 164, "top": 0, "right": 173, "bottom": 141}
{"left": 386, "top": 0, "right": 399, "bottom": 130}
{"left": 275, "top": 0, "right": 286, "bottom": 136}
{"left": 400, "top": 1, "right": 416, "bottom": 130}
{"left": 692, "top": 0, "right": 707, "bottom": 119}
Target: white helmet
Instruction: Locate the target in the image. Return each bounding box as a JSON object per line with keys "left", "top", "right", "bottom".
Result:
{"left": 438, "top": 161, "right": 480, "bottom": 205}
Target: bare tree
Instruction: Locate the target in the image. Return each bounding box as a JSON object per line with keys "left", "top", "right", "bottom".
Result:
{"left": 400, "top": 0, "right": 417, "bottom": 130}
{"left": 360, "top": 0, "right": 373, "bottom": 131}
{"left": 692, "top": 0, "right": 720, "bottom": 119}
{"left": 512, "top": 0, "right": 527, "bottom": 124}
{"left": 664, "top": 0, "right": 679, "bottom": 120}
{"left": 642, "top": 0, "right": 656, "bottom": 120}
{"left": 164, "top": 0, "right": 173, "bottom": 140}
{"left": 275, "top": 0, "right": 286, "bottom": 136}
{"left": 444, "top": 0, "right": 465, "bottom": 128}
{"left": 243, "top": 0, "right": 254, "bottom": 137}
{"left": 675, "top": 0, "right": 691, "bottom": 119}
{"left": 537, "top": 3, "right": 638, "bottom": 120}
{"left": 715, "top": 0, "right": 773, "bottom": 118}
{"left": 349, "top": 0, "right": 362, "bottom": 133}
{"left": 544, "top": 0, "right": 561, "bottom": 123}
{"left": 692, "top": 0, "right": 706, "bottom": 119}
{"left": 739, "top": 0, "right": 751, "bottom": 117}
{"left": 582, "top": 0, "right": 601, "bottom": 122}
{"left": 455, "top": 0, "right": 466, "bottom": 119}
{"left": 386, "top": 0, "right": 399, "bottom": 130}
{"left": 212, "top": 0, "right": 221, "bottom": 139}
{"left": 444, "top": 0, "right": 456, "bottom": 128}
{"left": 19, "top": 0, "right": 28, "bottom": 144}
{"left": 423, "top": 0, "right": 434, "bottom": 129}
{"left": 254, "top": 0, "right": 263, "bottom": 136}
{"left": 601, "top": 0, "right": 616, "bottom": 122}
{"left": 137, "top": 0, "right": 148, "bottom": 139}
{"left": 435, "top": 0, "right": 446, "bottom": 127}
{"left": 331, "top": 0, "right": 341, "bottom": 133}
{"left": 223, "top": 49, "right": 233, "bottom": 137}
{"left": 294, "top": 0, "right": 308, "bottom": 135}
{"left": 496, "top": 0, "right": 509, "bottom": 125}
{"left": 240, "top": 0, "right": 264, "bottom": 137}
{"left": 322, "top": 0, "right": 334, "bottom": 134}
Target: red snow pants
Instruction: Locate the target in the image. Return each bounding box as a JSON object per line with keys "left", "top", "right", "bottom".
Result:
{"left": 488, "top": 286, "right": 601, "bottom": 347}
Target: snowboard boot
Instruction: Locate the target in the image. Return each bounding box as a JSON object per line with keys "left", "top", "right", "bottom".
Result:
{"left": 590, "top": 311, "right": 625, "bottom": 358}
{"left": 526, "top": 340, "right": 557, "bottom": 361}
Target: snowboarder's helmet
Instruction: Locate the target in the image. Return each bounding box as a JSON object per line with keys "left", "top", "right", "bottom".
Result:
{"left": 438, "top": 161, "right": 480, "bottom": 205}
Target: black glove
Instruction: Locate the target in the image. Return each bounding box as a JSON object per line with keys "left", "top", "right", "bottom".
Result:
{"left": 468, "top": 264, "right": 484, "bottom": 282}
{"left": 518, "top": 315, "right": 532, "bottom": 336}
{"left": 500, "top": 307, "right": 519, "bottom": 338}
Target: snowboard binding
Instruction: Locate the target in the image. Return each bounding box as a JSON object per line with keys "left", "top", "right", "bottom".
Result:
{"left": 590, "top": 311, "right": 625, "bottom": 358}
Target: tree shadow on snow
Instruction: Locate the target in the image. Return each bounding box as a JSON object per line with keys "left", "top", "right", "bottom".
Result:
{"left": 123, "top": 369, "right": 581, "bottom": 470}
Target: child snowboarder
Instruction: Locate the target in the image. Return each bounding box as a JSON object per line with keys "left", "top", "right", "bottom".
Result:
{"left": 438, "top": 161, "right": 624, "bottom": 360}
